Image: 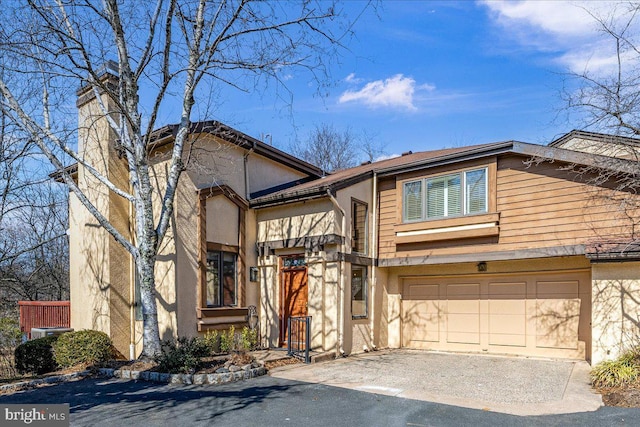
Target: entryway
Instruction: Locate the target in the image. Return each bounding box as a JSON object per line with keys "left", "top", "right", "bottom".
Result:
{"left": 279, "top": 255, "right": 308, "bottom": 346}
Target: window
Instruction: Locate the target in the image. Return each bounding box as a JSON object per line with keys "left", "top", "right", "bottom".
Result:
{"left": 351, "top": 265, "right": 368, "bottom": 319}
{"left": 402, "top": 167, "right": 488, "bottom": 222}
{"left": 206, "top": 251, "right": 237, "bottom": 307}
{"left": 351, "top": 199, "right": 368, "bottom": 254}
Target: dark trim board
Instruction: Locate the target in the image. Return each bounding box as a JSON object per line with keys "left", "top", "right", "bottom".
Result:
{"left": 378, "top": 245, "right": 586, "bottom": 267}
{"left": 324, "top": 252, "right": 376, "bottom": 266}
{"left": 257, "top": 234, "right": 344, "bottom": 255}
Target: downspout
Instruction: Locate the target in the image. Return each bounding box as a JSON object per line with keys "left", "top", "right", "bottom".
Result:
{"left": 370, "top": 172, "right": 377, "bottom": 350}
{"left": 327, "top": 189, "right": 346, "bottom": 356}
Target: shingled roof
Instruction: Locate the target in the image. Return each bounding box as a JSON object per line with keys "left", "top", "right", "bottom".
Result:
{"left": 250, "top": 135, "right": 640, "bottom": 208}
{"left": 250, "top": 141, "right": 513, "bottom": 208}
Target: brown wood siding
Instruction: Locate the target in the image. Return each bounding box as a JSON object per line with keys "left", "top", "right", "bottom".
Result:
{"left": 378, "top": 178, "right": 397, "bottom": 258}
{"left": 378, "top": 154, "right": 639, "bottom": 260}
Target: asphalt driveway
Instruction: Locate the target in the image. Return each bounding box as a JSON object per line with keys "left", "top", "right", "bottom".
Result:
{"left": 270, "top": 349, "right": 602, "bottom": 416}
{"left": 0, "top": 372, "right": 638, "bottom": 427}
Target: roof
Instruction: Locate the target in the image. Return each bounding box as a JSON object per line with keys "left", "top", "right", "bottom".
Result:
{"left": 549, "top": 129, "right": 640, "bottom": 148}
{"left": 149, "top": 120, "right": 324, "bottom": 178}
{"left": 585, "top": 240, "right": 640, "bottom": 262}
{"left": 250, "top": 134, "right": 640, "bottom": 208}
{"left": 50, "top": 163, "right": 78, "bottom": 183}
{"left": 250, "top": 142, "right": 510, "bottom": 208}
{"left": 51, "top": 120, "right": 324, "bottom": 184}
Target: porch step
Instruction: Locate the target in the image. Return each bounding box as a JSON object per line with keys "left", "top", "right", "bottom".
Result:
{"left": 310, "top": 351, "right": 336, "bottom": 363}
{"left": 251, "top": 348, "right": 336, "bottom": 364}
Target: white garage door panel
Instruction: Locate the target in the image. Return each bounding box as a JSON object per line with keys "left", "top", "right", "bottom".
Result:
{"left": 402, "top": 300, "right": 440, "bottom": 343}
{"left": 488, "top": 282, "right": 526, "bottom": 347}
{"left": 401, "top": 271, "right": 589, "bottom": 359}
{"left": 407, "top": 284, "right": 439, "bottom": 299}
{"left": 446, "top": 283, "right": 480, "bottom": 344}
{"left": 535, "top": 280, "right": 580, "bottom": 350}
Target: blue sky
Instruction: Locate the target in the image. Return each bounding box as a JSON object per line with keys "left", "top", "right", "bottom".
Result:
{"left": 197, "top": 1, "right": 632, "bottom": 158}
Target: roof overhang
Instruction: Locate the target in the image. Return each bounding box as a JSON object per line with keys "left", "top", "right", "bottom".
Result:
{"left": 586, "top": 241, "right": 640, "bottom": 262}
{"left": 49, "top": 163, "right": 78, "bottom": 183}
{"left": 249, "top": 170, "right": 374, "bottom": 209}
{"left": 150, "top": 121, "right": 324, "bottom": 178}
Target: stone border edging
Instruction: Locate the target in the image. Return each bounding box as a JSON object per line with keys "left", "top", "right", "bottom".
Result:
{"left": 97, "top": 365, "right": 267, "bottom": 385}
{"left": 0, "top": 370, "right": 91, "bottom": 394}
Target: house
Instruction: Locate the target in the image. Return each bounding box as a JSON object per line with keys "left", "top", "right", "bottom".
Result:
{"left": 69, "top": 73, "right": 323, "bottom": 359}
{"left": 68, "top": 72, "right": 640, "bottom": 365}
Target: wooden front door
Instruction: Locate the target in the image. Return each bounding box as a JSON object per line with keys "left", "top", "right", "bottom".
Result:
{"left": 280, "top": 259, "right": 308, "bottom": 346}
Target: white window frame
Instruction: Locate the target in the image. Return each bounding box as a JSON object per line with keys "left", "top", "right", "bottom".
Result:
{"left": 402, "top": 167, "right": 488, "bottom": 223}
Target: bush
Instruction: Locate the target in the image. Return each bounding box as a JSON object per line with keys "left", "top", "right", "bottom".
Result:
{"left": 240, "top": 327, "right": 258, "bottom": 351}
{"left": 202, "top": 330, "right": 220, "bottom": 354}
{"left": 52, "top": 330, "right": 114, "bottom": 368}
{"left": 154, "top": 337, "right": 209, "bottom": 374}
{"left": 0, "top": 318, "right": 22, "bottom": 377}
{"left": 215, "top": 326, "right": 259, "bottom": 353}
{"left": 220, "top": 325, "right": 235, "bottom": 353}
{"left": 14, "top": 336, "right": 59, "bottom": 375}
{"left": 591, "top": 347, "right": 640, "bottom": 388}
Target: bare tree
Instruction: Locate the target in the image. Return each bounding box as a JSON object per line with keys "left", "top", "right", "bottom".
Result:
{"left": 291, "top": 123, "right": 385, "bottom": 173}
{"left": 563, "top": 4, "right": 640, "bottom": 140}
{"left": 553, "top": 4, "right": 640, "bottom": 189}
{"left": 0, "top": 88, "right": 68, "bottom": 317}
{"left": 0, "top": 1, "right": 369, "bottom": 358}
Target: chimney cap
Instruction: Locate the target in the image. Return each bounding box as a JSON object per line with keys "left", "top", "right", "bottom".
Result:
{"left": 97, "top": 60, "right": 119, "bottom": 77}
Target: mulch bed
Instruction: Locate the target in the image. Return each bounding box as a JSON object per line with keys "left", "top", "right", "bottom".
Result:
{"left": 264, "top": 357, "right": 302, "bottom": 370}
{"left": 598, "top": 384, "right": 640, "bottom": 407}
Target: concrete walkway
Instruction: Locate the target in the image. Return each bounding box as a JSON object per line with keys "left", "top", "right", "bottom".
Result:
{"left": 269, "top": 349, "right": 603, "bottom": 416}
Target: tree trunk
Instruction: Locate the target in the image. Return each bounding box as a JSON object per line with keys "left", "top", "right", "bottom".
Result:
{"left": 137, "top": 247, "right": 161, "bottom": 358}
{"left": 134, "top": 155, "right": 162, "bottom": 358}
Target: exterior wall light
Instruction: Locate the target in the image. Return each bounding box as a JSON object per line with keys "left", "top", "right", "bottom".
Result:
{"left": 249, "top": 267, "right": 259, "bottom": 282}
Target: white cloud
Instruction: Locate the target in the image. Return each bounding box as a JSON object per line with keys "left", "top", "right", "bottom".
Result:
{"left": 481, "top": 1, "right": 600, "bottom": 38}
{"left": 480, "top": 1, "right": 638, "bottom": 75}
{"left": 339, "top": 74, "right": 435, "bottom": 111}
{"left": 344, "top": 73, "right": 362, "bottom": 84}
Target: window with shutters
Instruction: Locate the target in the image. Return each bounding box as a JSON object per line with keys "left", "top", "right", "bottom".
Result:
{"left": 402, "top": 167, "right": 488, "bottom": 222}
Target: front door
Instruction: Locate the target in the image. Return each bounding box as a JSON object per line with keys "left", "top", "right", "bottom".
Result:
{"left": 280, "top": 256, "right": 308, "bottom": 346}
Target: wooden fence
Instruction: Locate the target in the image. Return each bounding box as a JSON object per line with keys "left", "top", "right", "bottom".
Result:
{"left": 18, "top": 301, "right": 71, "bottom": 339}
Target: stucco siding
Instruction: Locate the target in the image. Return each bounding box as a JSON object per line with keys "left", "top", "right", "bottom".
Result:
{"left": 592, "top": 262, "right": 640, "bottom": 365}
{"left": 69, "top": 193, "right": 110, "bottom": 335}
{"left": 257, "top": 200, "right": 336, "bottom": 243}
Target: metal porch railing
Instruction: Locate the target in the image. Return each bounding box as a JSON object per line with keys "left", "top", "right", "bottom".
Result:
{"left": 287, "top": 316, "right": 311, "bottom": 364}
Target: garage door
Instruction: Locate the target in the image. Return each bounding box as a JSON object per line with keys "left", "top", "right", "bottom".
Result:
{"left": 401, "top": 270, "right": 590, "bottom": 359}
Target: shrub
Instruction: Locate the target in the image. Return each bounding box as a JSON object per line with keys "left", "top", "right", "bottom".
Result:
{"left": 52, "top": 330, "right": 114, "bottom": 368}
{"left": 240, "top": 327, "right": 258, "bottom": 351}
{"left": 202, "top": 330, "right": 220, "bottom": 354}
{"left": 14, "top": 336, "right": 59, "bottom": 375}
{"left": 0, "top": 318, "right": 22, "bottom": 376}
{"left": 154, "top": 337, "right": 209, "bottom": 374}
{"left": 220, "top": 325, "right": 235, "bottom": 353}
{"left": 591, "top": 347, "right": 640, "bottom": 388}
